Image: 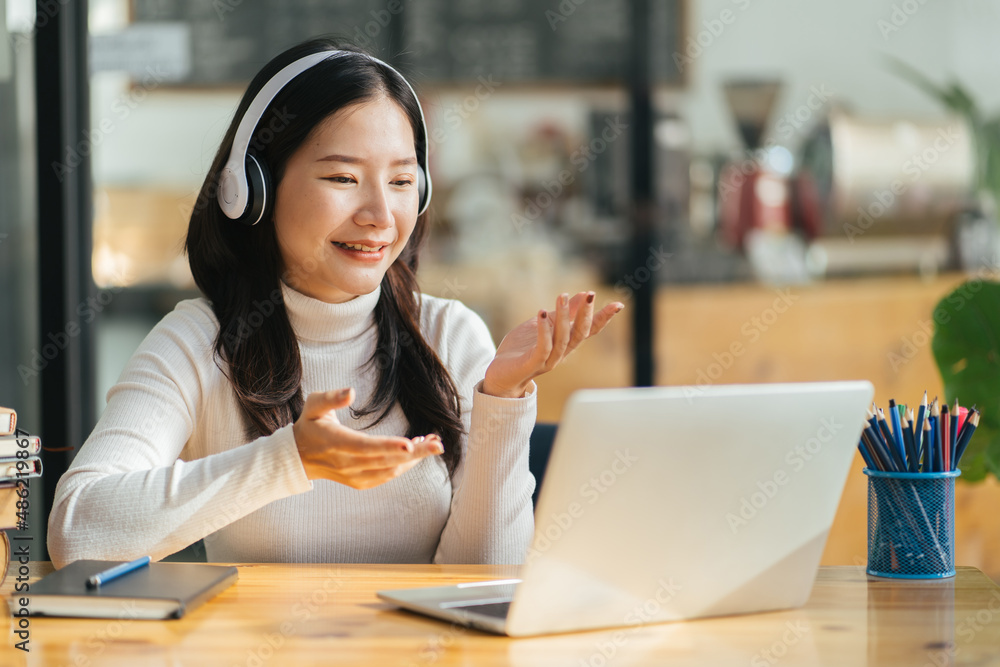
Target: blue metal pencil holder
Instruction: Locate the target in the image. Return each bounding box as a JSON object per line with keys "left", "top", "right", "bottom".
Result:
{"left": 864, "top": 468, "right": 959, "bottom": 579}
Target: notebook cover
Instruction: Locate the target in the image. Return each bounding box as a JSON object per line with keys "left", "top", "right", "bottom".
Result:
{"left": 17, "top": 560, "right": 238, "bottom": 619}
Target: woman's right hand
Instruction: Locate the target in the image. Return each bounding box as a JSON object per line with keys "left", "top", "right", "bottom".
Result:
{"left": 292, "top": 388, "right": 444, "bottom": 489}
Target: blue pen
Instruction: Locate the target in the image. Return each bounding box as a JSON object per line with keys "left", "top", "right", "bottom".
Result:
{"left": 87, "top": 556, "right": 151, "bottom": 589}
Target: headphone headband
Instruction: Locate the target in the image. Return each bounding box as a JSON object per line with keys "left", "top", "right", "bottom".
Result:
{"left": 217, "top": 49, "right": 432, "bottom": 224}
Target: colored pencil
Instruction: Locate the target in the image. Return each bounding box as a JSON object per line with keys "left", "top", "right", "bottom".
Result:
{"left": 858, "top": 439, "right": 878, "bottom": 470}
{"left": 877, "top": 408, "right": 900, "bottom": 466}
{"left": 941, "top": 404, "right": 951, "bottom": 473}
{"left": 953, "top": 409, "right": 980, "bottom": 468}
{"left": 867, "top": 409, "right": 902, "bottom": 471}
{"left": 914, "top": 392, "right": 927, "bottom": 466}
{"left": 862, "top": 425, "right": 891, "bottom": 471}
{"left": 901, "top": 414, "right": 917, "bottom": 472}
{"left": 888, "top": 399, "right": 907, "bottom": 466}
{"left": 921, "top": 417, "right": 933, "bottom": 473}
{"left": 860, "top": 393, "right": 981, "bottom": 474}
{"left": 950, "top": 399, "right": 961, "bottom": 470}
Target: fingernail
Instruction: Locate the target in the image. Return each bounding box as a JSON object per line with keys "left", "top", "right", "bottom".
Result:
{"left": 540, "top": 311, "right": 547, "bottom": 319}
{"left": 586, "top": 292, "right": 595, "bottom": 304}
{"left": 433, "top": 444, "right": 444, "bottom": 454}
{"left": 561, "top": 293, "right": 569, "bottom": 304}
{"left": 337, "top": 388, "right": 351, "bottom": 399}
{"left": 413, "top": 436, "right": 425, "bottom": 444}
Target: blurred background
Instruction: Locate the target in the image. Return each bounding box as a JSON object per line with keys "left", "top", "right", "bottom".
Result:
{"left": 2, "top": 0, "right": 1000, "bottom": 575}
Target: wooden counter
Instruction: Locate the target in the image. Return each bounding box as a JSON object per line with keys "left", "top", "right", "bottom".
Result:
{"left": 513, "top": 273, "right": 1000, "bottom": 580}
{"left": 2, "top": 562, "right": 998, "bottom": 666}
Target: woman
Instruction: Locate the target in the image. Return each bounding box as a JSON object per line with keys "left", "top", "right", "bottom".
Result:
{"left": 47, "top": 38, "right": 622, "bottom": 567}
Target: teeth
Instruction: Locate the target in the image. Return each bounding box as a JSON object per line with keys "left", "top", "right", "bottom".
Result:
{"left": 337, "top": 242, "right": 382, "bottom": 252}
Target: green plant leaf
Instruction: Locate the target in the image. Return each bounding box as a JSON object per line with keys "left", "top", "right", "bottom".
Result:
{"left": 943, "top": 83, "right": 979, "bottom": 119}
{"left": 931, "top": 281, "right": 1000, "bottom": 482}
{"left": 981, "top": 119, "right": 1000, "bottom": 199}
{"left": 884, "top": 56, "right": 951, "bottom": 106}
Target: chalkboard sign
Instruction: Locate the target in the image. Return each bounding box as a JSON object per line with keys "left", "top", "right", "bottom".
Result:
{"left": 132, "top": 0, "right": 683, "bottom": 87}
{"left": 132, "top": 0, "right": 395, "bottom": 86}
{"left": 405, "top": 0, "right": 682, "bottom": 85}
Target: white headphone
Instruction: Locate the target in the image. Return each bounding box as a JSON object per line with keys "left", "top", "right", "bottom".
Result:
{"left": 216, "top": 49, "right": 432, "bottom": 226}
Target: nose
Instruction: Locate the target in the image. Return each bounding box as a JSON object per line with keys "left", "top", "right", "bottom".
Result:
{"left": 354, "top": 180, "right": 393, "bottom": 229}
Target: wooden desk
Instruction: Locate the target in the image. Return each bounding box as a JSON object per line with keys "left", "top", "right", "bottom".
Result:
{"left": 2, "top": 563, "right": 999, "bottom": 665}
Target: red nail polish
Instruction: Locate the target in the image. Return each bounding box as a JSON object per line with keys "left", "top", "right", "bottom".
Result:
{"left": 586, "top": 293, "right": 595, "bottom": 304}
{"left": 540, "top": 311, "right": 547, "bottom": 319}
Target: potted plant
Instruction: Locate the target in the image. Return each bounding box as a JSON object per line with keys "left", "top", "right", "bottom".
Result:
{"left": 891, "top": 59, "right": 1000, "bottom": 481}
{"left": 932, "top": 282, "right": 1000, "bottom": 480}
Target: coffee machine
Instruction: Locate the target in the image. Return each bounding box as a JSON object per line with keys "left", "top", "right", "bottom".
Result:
{"left": 716, "top": 79, "right": 793, "bottom": 249}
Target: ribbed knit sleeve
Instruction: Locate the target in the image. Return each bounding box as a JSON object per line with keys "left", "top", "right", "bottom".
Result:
{"left": 425, "top": 299, "right": 537, "bottom": 564}
{"left": 46, "top": 300, "right": 313, "bottom": 568}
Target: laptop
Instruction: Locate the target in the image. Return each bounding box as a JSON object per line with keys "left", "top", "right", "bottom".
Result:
{"left": 378, "top": 380, "right": 874, "bottom": 637}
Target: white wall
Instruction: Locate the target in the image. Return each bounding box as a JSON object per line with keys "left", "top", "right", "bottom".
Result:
{"left": 677, "top": 0, "right": 1000, "bottom": 155}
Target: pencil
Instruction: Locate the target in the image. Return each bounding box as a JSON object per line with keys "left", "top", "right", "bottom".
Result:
{"left": 930, "top": 399, "right": 941, "bottom": 472}
{"left": 901, "top": 413, "right": 917, "bottom": 472}
{"left": 858, "top": 439, "right": 878, "bottom": 470}
{"left": 948, "top": 398, "right": 962, "bottom": 470}
{"left": 877, "top": 408, "right": 902, "bottom": 466}
{"left": 862, "top": 425, "right": 890, "bottom": 471}
{"left": 953, "top": 409, "right": 980, "bottom": 468}
{"left": 941, "top": 404, "right": 951, "bottom": 472}
{"left": 888, "top": 399, "right": 907, "bottom": 466}
{"left": 867, "top": 409, "right": 902, "bottom": 471}
{"left": 950, "top": 399, "right": 960, "bottom": 470}
{"left": 914, "top": 391, "right": 927, "bottom": 466}
{"left": 922, "top": 417, "right": 933, "bottom": 473}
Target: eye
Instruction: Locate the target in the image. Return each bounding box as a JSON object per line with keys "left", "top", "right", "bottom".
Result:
{"left": 324, "top": 176, "right": 355, "bottom": 184}
{"left": 392, "top": 179, "right": 414, "bottom": 187}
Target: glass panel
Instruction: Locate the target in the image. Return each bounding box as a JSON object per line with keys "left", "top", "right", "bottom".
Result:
{"left": 0, "top": 0, "right": 42, "bottom": 547}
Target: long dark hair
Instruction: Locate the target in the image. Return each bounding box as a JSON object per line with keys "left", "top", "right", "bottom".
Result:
{"left": 185, "top": 37, "right": 464, "bottom": 476}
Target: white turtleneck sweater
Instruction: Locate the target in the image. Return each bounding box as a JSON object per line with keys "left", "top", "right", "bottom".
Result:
{"left": 47, "top": 283, "right": 537, "bottom": 568}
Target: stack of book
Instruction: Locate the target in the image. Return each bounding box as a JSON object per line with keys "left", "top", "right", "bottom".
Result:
{"left": 0, "top": 406, "right": 43, "bottom": 583}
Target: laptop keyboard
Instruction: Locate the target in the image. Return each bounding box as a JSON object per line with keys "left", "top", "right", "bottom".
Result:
{"left": 454, "top": 601, "right": 511, "bottom": 619}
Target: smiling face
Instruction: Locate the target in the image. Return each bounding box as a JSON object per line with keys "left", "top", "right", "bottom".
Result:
{"left": 273, "top": 94, "right": 420, "bottom": 303}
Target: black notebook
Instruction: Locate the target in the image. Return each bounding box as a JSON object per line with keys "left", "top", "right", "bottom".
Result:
{"left": 13, "top": 560, "right": 238, "bottom": 619}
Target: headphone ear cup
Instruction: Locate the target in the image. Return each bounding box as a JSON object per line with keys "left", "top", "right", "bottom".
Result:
{"left": 239, "top": 154, "right": 271, "bottom": 226}
{"left": 417, "top": 165, "right": 427, "bottom": 213}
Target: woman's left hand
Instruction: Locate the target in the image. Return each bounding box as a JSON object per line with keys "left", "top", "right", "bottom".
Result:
{"left": 482, "top": 292, "right": 624, "bottom": 398}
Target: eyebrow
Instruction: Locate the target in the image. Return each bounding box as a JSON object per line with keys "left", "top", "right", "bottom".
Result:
{"left": 316, "top": 154, "right": 417, "bottom": 166}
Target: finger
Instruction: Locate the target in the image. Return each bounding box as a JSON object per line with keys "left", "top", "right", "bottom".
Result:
{"left": 546, "top": 293, "right": 572, "bottom": 368}
{"left": 324, "top": 428, "right": 417, "bottom": 455}
{"left": 534, "top": 308, "right": 553, "bottom": 363}
{"left": 411, "top": 434, "right": 445, "bottom": 457}
{"left": 346, "top": 431, "right": 445, "bottom": 459}
{"left": 335, "top": 437, "right": 443, "bottom": 476}
{"left": 565, "top": 291, "right": 592, "bottom": 318}
{"left": 335, "top": 450, "right": 435, "bottom": 474}
{"left": 302, "top": 388, "right": 354, "bottom": 420}
{"left": 566, "top": 292, "right": 596, "bottom": 353}
{"left": 589, "top": 302, "right": 625, "bottom": 337}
